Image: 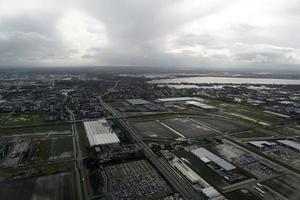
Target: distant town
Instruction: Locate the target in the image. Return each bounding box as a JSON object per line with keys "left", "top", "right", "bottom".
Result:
{"left": 0, "top": 69, "right": 299, "bottom": 200}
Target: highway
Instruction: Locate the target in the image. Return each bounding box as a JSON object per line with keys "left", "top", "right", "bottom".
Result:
{"left": 98, "top": 97, "right": 203, "bottom": 200}
{"left": 67, "top": 108, "right": 89, "bottom": 200}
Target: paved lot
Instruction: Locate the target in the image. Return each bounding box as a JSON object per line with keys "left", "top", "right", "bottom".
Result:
{"left": 132, "top": 121, "right": 179, "bottom": 139}
{"left": 105, "top": 160, "right": 173, "bottom": 200}
{"left": 193, "top": 116, "right": 250, "bottom": 133}
{"left": 162, "top": 118, "right": 217, "bottom": 138}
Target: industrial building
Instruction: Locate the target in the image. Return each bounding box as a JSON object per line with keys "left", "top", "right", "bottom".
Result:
{"left": 156, "top": 97, "right": 204, "bottom": 103}
{"left": 201, "top": 187, "right": 226, "bottom": 200}
{"left": 83, "top": 119, "right": 120, "bottom": 147}
{"left": 185, "top": 100, "right": 217, "bottom": 110}
{"left": 248, "top": 141, "right": 276, "bottom": 150}
{"left": 171, "top": 157, "right": 202, "bottom": 184}
{"left": 191, "top": 148, "right": 236, "bottom": 171}
{"left": 276, "top": 140, "right": 300, "bottom": 152}
{"left": 126, "top": 99, "right": 150, "bottom": 105}
{"left": 170, "top": 156, "right": 226, "bottom": 200}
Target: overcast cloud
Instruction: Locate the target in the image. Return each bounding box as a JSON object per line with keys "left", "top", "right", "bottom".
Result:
{"left": 0, "top": 0, "right": 300, "bottom": 70}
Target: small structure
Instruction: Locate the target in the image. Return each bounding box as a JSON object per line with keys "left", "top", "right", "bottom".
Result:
{"left": 248, "top": 141, "right": 276, "bottom": 150}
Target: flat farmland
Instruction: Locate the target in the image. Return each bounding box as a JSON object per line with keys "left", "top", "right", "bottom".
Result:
{"left": 0, "top": 172, "right": 73, "bottom": 200}
{"left": 161, "top": 118, "right": 218, "bottom": 138}
{"left": 1, "top": 114, "right": 47, "bottom": 127}
{"left": 36, "top": 137, "right": 74, "bottom": 162}
{"left": 131, "top": 120, "right": 179, "bottom": 139}
{"left": 0, "top": 123, "right": 72, "bottom": 137}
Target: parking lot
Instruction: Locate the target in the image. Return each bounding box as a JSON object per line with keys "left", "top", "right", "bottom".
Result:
{"left": 234, "top": 154, "right": 281, "bottom": 178}
{"left": 105, "top": 160, "right": 173, "bottom": 200}
{"left": 266, "top": 146, "right": 300, "bottom": 169}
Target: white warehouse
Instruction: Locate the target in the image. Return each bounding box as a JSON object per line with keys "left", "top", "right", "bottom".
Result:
{"left": 191, "top": 147, "right": 236, "bottom": 171}
{"left": 83, "top": 119, "right": 120, "bottom": 147}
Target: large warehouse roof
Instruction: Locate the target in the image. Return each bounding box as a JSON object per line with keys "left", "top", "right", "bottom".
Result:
{"left": 156, "top": 97, "right": 204, "bottom": 103}
{"left": 191, "top": 148, "right": 236, "bottom": 171}
{"left": 84, "top": 119, "right": 120, "bottom": 146}
{"left": 185, "top": 100, "right": 217, "bottom": 109}
{"left": 277, "top": 140, "right": 300, "bottom": 151}
{"left": 126, "top": 98, "right": 150, "bottom": 105}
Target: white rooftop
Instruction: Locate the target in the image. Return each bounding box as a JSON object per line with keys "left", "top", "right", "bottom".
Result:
{"left": 277, "top": 140, "right": 300, "bottom": 151}
{"left": 191, "top": 148, "right": 236, "bottom": 171}
{"left": 185, "top": 100, "right": 216, "bottom": 109}
{"left": 84, "top": 119, "right": 120, "bottom": 146}
{"left": 126, "top": 98, "right": 150, "bottom": 105}
{"left": 248, "top": 141, "right": 276, "bottom": 148}
{"left": 172, "top": 157, "right": 201, "bottom": 183}
{"left": 156, "top": 97, "right": 204, "bottom": 103}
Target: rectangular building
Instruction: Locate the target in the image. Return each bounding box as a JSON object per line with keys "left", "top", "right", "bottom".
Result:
{"left": 84, "top": 119, "right": 120, "bottom": 147}
{"left": 248, "top": 141, "right": 276, "bottom": 150}
{"left": 171, "top": 157, "right": 202, "bottom": 184}
{"left": 185, "top": 100, "right": 217, "bottom": 110}
{"left": 156, "top": 97, "right": 204, "bottom": 103}
{"left": 277, "top": 140, "right": 300, "bottom": 152}
{"left": 126, "top": 99, "right": 150, "bottom": 105}
{"left": 191, "top": 147, "right": 236, "bottom": 171}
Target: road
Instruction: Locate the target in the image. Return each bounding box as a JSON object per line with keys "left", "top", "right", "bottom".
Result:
{"left": 67, "top": 108, "right": 89, "bottom": 200}
{"left": 98, "top": 97, "right": 203, "bottom": 200}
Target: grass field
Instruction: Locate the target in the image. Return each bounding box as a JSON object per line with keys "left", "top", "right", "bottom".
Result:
{"left": 205, "top": 99, "right": 285, "bottom": 125}
{"left": 75, "top": 122, "right": 89, "bottom": 157}
{"left": 1, "top": 114, "right": 47, "bottom": 126}
{"left": 36, "top": 137, "right": 73, "bottom": 162}
{"left": 233, "top": 130, "right": 271, "bottom": 138}
{"left": 0, "top": 123, "right": 71, "bottom": 136}
{"left": 274, "top": 127, "right": 300, "bottom": 136}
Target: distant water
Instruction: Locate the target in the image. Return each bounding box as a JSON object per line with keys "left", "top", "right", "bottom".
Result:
{"left": 149, "top": 76, "right": 300, "bottom": 85}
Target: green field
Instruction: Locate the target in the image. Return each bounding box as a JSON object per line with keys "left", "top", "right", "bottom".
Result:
{"left": 1, "top": 114, "right": 47, "bottom": 126}
{"left": 75, "top": 122, "right": 89, "bottom": 157}
{"left": 205, "top": 99, "right": 285, "bottom": 125}
{"left": 36, "top": 137, "right": 74, "bottom": 162}
{"left": 274, "top": 127, "right": 300, "bottom": 136}
{"left": 233, "top": 130, "right": 271, "bottom": 138}
{"left": 0, "top": 123, "right": 71, "bottom": 136}
{"left": 0, "top": 160, "right": 74, "bottom": 181}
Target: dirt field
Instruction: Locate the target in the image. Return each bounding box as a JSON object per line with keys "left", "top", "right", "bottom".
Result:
{"left": 0, "top": 172, "right": 73, "bottom": 200}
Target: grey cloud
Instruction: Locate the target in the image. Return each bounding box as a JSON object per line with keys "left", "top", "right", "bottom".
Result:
{"left": 0, "top": 0, "right": 299, "bottom": 71}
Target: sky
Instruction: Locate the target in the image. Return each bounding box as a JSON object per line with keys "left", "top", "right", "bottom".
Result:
{"left": 0, "top": 0, "right": 300, "bottom": 71}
